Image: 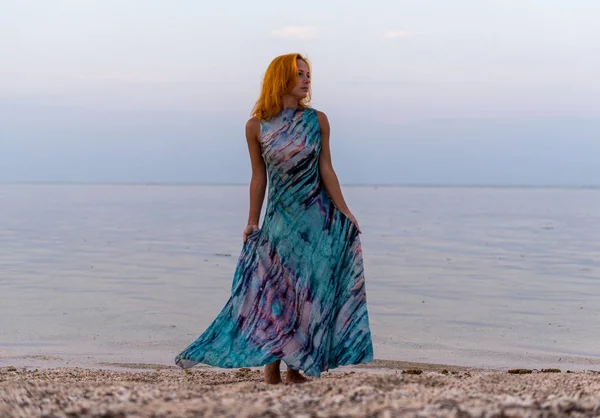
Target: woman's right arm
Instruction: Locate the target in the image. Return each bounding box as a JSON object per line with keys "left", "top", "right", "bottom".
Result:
{"left": 243, "top": 117, "right": 267, "bottom": 243}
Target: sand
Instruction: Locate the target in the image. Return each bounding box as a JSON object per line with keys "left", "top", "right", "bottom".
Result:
{"left": 2, "top": 361, "right": 600, "bottom": 417}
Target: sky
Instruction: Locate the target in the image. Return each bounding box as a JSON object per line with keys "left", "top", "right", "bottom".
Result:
{"left": 1, "top": 0, "right": 599, "bottom": 185}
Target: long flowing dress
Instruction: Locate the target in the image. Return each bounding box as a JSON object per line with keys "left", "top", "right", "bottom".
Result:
{"left": 175, "top": 107, "right": 373, "bottom": 377}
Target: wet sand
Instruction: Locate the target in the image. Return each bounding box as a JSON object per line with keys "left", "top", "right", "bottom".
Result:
{"left": 2, "top": 361, "right": 600, "bottom": 417}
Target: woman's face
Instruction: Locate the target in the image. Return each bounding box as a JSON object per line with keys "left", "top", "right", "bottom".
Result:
{"left": 289, "top": 59, "right": 311, "bottom": 100}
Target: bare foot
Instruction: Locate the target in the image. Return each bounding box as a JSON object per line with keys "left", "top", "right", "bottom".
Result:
{"left": 264, "top": 360, "right": 282, "bottom": 384}
{"left": 285, "top": 368, "right": 309, "bottom": 384}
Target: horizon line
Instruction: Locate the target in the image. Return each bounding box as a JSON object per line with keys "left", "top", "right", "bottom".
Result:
{"left": 1, "top": 181, "right": 599, "bottom": 190}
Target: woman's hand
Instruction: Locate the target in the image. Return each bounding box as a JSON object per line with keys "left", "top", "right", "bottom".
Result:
{"left": 242, "top": 224, "right": 259, "bottom": 243}
{"left": 344, "top": 212, "right": 362, "bottom": 234}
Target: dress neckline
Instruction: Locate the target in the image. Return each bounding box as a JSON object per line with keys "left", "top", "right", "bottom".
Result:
{"left": 281, "top": 107, "right": 310, "bottom": 114}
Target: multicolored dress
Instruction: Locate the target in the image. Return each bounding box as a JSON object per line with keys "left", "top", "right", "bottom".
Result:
{"left": 175, "top": 107, "right": 373, "bottom": 377}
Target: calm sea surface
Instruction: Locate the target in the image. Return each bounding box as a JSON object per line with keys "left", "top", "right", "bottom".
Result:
{"left": 1, "top": 184, "right": 599, "bottom": 370}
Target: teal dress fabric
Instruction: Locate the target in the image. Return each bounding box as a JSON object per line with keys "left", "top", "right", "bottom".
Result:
{"left": 175, "top": 107, "right": 373, "bottom": 377}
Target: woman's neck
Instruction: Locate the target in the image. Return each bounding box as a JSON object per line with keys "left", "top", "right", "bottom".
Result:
{"left": 282, "top": 95, "right": 300, "bottom": 109}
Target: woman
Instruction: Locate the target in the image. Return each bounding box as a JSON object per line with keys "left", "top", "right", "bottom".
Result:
{"left": 175, "top": 53, "right": 373, "bottom": 384}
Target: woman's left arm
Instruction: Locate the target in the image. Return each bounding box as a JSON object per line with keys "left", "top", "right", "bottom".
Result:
{"left": 317, "top": 111, "right": 361, "bottom": 233}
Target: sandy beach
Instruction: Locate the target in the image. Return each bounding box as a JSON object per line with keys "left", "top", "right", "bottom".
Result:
{"left": 2, "top": 360, "right": 600, "bottom": 417}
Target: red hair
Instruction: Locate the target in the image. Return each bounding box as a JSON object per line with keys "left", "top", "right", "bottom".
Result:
{"left": 251, "top": 53, "right": 311, "bottom": 121}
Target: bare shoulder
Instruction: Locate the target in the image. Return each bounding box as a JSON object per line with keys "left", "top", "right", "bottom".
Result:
{"left": 315, "top": 109, "right": 328, "bottom": 122}
{"left": 245, "top": 116, "right": 261, "bottom": 138}
{"left": 315, "top": 110, "right": 330, "bottom": 132}
{"left": 246, "top": 116, "right": 260, "bottom": 131}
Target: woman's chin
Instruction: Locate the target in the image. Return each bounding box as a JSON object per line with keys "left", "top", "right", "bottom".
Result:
{"left": 293, "top": 92, "right": 309, "bottom": 100}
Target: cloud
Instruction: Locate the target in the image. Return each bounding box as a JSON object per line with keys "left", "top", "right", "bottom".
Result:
{"left": 271, "top": 26, "right": 318, "bottom": 40}
{"left": 383, "top": 30, "right": 410, "bottom": 39}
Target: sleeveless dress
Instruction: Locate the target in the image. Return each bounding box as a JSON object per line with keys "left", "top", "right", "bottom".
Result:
{"left": 175, "top": 107, "right": 373, "bottom": 377}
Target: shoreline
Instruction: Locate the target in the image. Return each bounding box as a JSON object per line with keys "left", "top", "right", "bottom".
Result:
{"left": 0, "top": 356, "right": 477, "bottom": 377}
{"left": 2, "top": 363, "right": 600, "bottom": 417}
{"left": 2, "top": 352, "right": 600, "bottom": 373}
